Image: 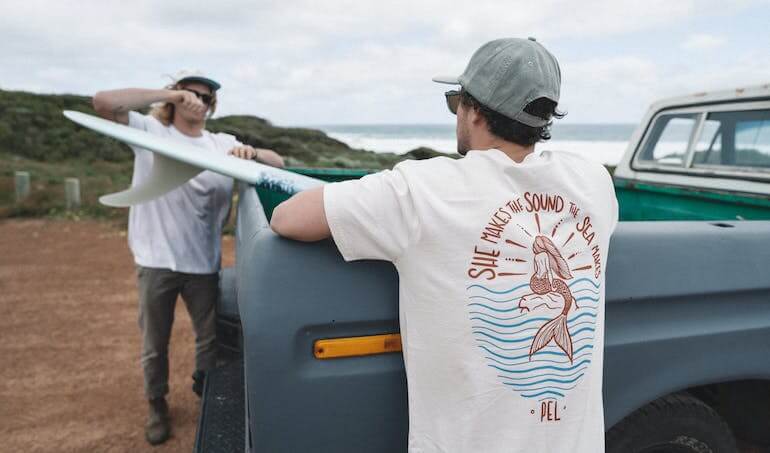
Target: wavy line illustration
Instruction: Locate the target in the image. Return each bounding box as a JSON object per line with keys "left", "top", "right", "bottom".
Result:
{"left": 568, "top": 278, "right": 601, "bottom": 289}
{"left": 468, "top": 311, "right": 529, "bottom": 321}
{"left": 466, "top": 282, "right": 532, "bottom": 295}
{"left": 575, "top": 296, "right": 600, "bottom": 303}
{"left": 500, "top": 373, "right": 585, "bottom": 387}
{"left": 473, "top": 325, "right": 595, "bottom": 342}
{"left": 571, "top": 326, "right": 596, "bottom": 336}
{"left": 489, "top": 359, "right": 593, "bottom": 376}
{"left": 473, "top": 330, "right": 535, "bottom": 344}
{"left": 472, "top": 310, "right": 596, "bottom": 327}
{"left": 485, "top": 355, "right": 576, "bottom": 367}
{"left": 469, "top": 293, "right": 600, "bottom": 305}
{"left": 495, "top": 366, "right": 589, "bottom": 384}
{"left": 474, "top": 332, "right": 595, "bottom": 348}
{"left": 478, "top": 344, "right": 594, "bottom": 362}
{"left": 508, "top": 383, "right": 580, "bottom": 394}
{"left": 572, "top": 288, "right": 600, "bottom": 295}
{"left": 467, "top": 303, "right": 525, "bottom": 313}
{"left": 563, "top": 321, "right": 596, "bottom": 331}
{"left": 489, "top": 353, "right": 593, "bottom": 370}
{"left": 473, "top": 317, "right": 595, "bottom": 335}
{"left": 475, "top": 339, "right": 533, "bottom": 352}
{"left": 468, "top": 294, "right": 529, "bottom": 304}
{"left": 474, "top": 326, "right": 543, "bottom": 337}
{"left": 568, "top": 312, "right": 598, "bottom": 322}
{"left": 521, "top": 390, "right": 565, "bottom": 398}
{"left": 467, "top": 278, "right": 600, "bottom": 297}
{"left": 468, "top": 302, "right": 598, "bottom": 314}
{"left": 471, "top": 326, "right": 594, "bottom": 345}
{"left": 470, "top": 316, "right": 551, "bottom": 329}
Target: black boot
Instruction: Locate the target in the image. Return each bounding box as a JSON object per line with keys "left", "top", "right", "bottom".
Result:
{"left": 192, "top": 370, "right": 206, "bottom": 397}
{"left": 145, "top": 397, "right": 170, "bottom": 445}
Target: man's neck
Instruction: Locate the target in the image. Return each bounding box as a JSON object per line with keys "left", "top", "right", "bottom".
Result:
{"left": 172, "top": 117, "right": 205, "bottom": 137}
{"left": 476, "top": 138, "right": 535, "bottom": 163}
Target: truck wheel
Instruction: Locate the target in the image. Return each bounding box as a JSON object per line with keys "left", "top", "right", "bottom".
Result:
{"left": 606, "top": 393, "right": 737, "bottom": 453}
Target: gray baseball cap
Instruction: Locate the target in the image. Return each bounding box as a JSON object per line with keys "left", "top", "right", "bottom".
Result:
{"left": 433, "top": 37, "right": 560, "bottom": 127}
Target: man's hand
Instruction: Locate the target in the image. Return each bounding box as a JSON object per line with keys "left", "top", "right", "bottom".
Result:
{"left": 168, "top": 90, "right": 207, "bottom": 115}
{"left": 228, "top": 145, "right": 285, "bottom": 168}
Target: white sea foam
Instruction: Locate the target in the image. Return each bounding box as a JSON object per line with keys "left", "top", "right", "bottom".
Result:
{"left": 328, "top": 132, "right": 630, "bottom": 166}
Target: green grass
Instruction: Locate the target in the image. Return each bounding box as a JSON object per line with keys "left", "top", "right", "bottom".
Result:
{"left": 0, "top": 87, "right": 450, "bottom": 222}
{"left": 0, "top": 151, "right": 133, "bottom": 222}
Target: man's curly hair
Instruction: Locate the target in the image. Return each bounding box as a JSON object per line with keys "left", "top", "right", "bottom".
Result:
{"left": 460, "top": 89, "right": 565, "bottom": 146}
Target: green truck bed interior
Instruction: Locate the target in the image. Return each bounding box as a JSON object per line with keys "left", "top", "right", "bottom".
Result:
{"left": 256, "top": 167, "right": 374, "bottom": 220}
{"left": 615, "top": 177, "right": 770, "bottom": 221}
{"left": 256, "top": 167, "right": 770, "bottom": 222}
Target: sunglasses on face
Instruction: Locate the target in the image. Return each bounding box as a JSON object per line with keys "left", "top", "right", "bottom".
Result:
{"left": 183, "top": 88, "right": 214, "bottom": 106}
{"left": 444, "top": 90, "right": 461, "bottom": 115}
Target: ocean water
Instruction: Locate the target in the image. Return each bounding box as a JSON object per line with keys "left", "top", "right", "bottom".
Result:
{"left": 467, "top": 278, "right": 600, "bottom": 400}
{"left": 318, "top": 123, "right": 639, "bottom": 166}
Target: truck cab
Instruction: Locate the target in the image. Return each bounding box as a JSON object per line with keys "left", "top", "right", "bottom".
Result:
{"left": 614, "top": 83, "right": 770, "bottom": 220}
{"left": 196, "top": 84, "right": 770, "bottom": 453}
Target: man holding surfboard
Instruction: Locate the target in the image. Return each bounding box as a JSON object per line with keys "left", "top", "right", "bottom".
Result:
{"left": 92, "top": 70, "right": 284, "bottom": 445}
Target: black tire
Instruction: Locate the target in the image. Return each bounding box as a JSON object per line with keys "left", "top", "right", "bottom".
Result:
{"left": 606, "top": 393, "right": 738, "bottom": 453}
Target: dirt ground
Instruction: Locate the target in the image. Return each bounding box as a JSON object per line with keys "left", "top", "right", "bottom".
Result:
{"left": 0, "top": 219, "right": 235, "bottom": 452}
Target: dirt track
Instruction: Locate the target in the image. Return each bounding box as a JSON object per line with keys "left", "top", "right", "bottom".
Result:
{"left": 0, "top": 219, "right": 235, "bottom": 452}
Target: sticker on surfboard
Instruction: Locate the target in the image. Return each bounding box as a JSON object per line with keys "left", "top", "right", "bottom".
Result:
{"left": 63, "top": 110, "right": 324, "bottom": 207}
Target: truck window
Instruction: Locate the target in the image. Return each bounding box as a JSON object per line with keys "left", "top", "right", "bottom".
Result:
{"left": 692, "top": 109, "right": 770, "bottom": 169}
{"left": 638, "top": 114, "right": 697, "bottom": 166}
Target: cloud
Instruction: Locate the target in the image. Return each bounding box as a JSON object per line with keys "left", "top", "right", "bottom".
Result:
{"left": 0, "top": 0, "right": 766, "bottom": 124}
{"left": 559, "top": 56, "right": 660, "bottom": 123}
{"left": 681, "top": 33, "right": 726, "bottom": 51}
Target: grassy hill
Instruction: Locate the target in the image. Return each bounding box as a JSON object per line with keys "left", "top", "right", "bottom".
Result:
{"left": 0, "top": 88, "right": 445, "bottom": 167}
{"left": 0, "top": 88, "right": 448, "bottom": 220}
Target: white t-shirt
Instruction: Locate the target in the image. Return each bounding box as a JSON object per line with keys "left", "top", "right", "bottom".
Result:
{"left": 324, "top": 149, "right": 618, "bottom": 453}
{"left": 126, "top": 111, "right": 238, "bottom": 274}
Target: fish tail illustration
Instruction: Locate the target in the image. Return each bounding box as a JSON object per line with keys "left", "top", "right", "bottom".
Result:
{"left": 529, "top": 313, "right": 574, "bottom": 363}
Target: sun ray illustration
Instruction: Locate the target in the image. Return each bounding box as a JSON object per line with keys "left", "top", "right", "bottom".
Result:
{"left": 561, "top": 232, "right": 575, "bottom": 247}
{"left": 534, "top": 213, "right": 541, "bottom": 233}
{"left": 567, "top": 251, "right": 581, "bottom": 260}
{"left": 570, "top": 265, "right": 593, "bottom": 272}
{"left": 551, "top": 218, "right": 565, "bottom": 237}
{"left": 516, "top": 224, "right": 533, "bottom": 238}
{"left": 505, "top": 239, "right": 527, "bottom": 249}
{"left": 505, "top": 258, "right": 527, "bottom": 263}
{"left": 498, "top": 272, "right": 528, "bottom": 277}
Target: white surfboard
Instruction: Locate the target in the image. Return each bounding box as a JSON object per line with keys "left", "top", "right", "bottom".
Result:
{"left": 62, "top": 110, "right": 324, "bottom": 207}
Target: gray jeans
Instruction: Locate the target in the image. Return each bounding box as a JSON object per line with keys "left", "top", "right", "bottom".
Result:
{"left": 136, "top": 266, "right": 218, "bottom": 399}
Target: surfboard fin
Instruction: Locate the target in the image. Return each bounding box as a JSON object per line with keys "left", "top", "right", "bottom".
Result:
{"left": 99, "top": 154, "right": 202, "bottom": 207}
{"left": 62, "top": 110, "right": 325, "bottom": 208}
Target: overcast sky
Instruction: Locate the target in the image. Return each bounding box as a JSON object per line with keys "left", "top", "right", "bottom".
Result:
{"left": 2, "top": 0, "right": 769, "bottom": 125}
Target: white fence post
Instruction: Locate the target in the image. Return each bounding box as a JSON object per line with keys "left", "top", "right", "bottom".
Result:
{"left": 65, "top": 178, "right": 81, "bottom": 210}
{"left": 15, "top": 171, "right": 30, "bottom": 203}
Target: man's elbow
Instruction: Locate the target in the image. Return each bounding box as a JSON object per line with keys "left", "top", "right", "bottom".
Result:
{"left": 270, "top": 204, "right": 291, "bottom": 237}
{"left": 271, "top": 203, "right": 306, "bottom": 240}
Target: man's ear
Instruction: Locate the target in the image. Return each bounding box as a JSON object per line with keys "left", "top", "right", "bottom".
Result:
{"left": 468, "top": 105, "right": 485, "bottom": 128}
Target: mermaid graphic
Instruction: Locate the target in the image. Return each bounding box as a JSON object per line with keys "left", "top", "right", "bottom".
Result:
{"left": 517, "top": 235, "right": 577, "bottom": 363}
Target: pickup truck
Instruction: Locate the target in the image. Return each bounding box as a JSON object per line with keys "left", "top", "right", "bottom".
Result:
{"left": 195, "top": 84, "right": 770, "bottom": 453}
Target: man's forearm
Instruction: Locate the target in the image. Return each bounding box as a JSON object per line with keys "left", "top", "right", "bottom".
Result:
{"left": 92, "top": 88, "right": 175, "bottom": 123}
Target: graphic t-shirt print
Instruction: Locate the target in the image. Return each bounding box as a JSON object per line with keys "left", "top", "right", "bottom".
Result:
{"left": 465, "top": 192, "right": 604, "bottom": 422}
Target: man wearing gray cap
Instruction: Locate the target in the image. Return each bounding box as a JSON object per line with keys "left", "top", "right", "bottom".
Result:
{"left": 271, "top": 38, "right": 618, "bottom": 452}
{"left": 93, "top": 70, "right": 284, "bottom": 445}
